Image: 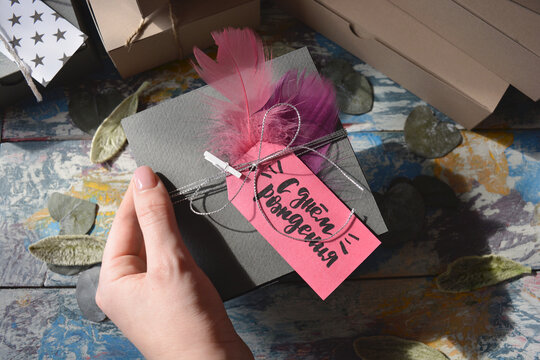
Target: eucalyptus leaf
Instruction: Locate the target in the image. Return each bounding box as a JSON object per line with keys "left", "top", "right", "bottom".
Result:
{"left": 321, "top": 58, "right": 373, "bottom": 115}
{"left": 412, "top": 175, "right": 459, "bottom": 209}
{"left": 382, "top": 182, "right": 425, "bottom": 242}
{"left": 47, "top": 263, "right": 91, "bottom": 276}
{"left": 321, "top": 58, "right": 355, "bottom": 83}
{"left": 68, "top": 90, "right": 100, "bottom": 134}
{"left": 76, "top": 266, "right": 107, "bottom": 322}
{"left": 96, "top": 88, "right": 125, "bottom": 120}
{"left": 353, "top": 336, "right": 450, "bottom": 360}
{"left": 404, "top": 105, "right": 462, "bottom": 158}
{"left": 29, "top": 235, "right": 105, "bottom": 266}
{"left": 90, "top": 81, "right": 150, "bottom": 163}
{"left": 337, "top": 71, "right": 373, "bottom": 114}
{"left": 436, "top": 255, "right": 532, "bottom": 293}
{"left": 68, "top": 88, "right": 123, "bottom": 135}
{"left": 47, "top": 193, "right": 98, "bottom": 235}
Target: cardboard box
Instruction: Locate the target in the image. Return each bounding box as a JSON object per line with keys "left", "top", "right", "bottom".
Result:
{"left": 390, "top": 0, "right": 540, "bottom": 101}
{"left": 135, "top": 0, "right": 168, "bottom": 18}
{"left": 0, "top": 0, "right": 100, "bottom": 108}
{"left": 455, "top": 0, "right": 540, "bottom": 58}
{"left": 87, "top": 0, "right": 259, "bottom": 78}
{"left": 277, "top": 0, "right": 509, "bottom": 129}
{"left": 122, "top": 48, "right": 387, "bottom": 300}
{"left": 511, "top": 0, "right": 540, "bottom": 14}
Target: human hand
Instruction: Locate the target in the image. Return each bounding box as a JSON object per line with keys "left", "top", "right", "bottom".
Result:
{"left": 96, "top": 166, "right": 253, "bottom": 360}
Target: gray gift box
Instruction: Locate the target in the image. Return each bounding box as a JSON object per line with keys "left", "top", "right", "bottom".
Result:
{"left": 0, "top": 0, "right": 100, "bottom": 108}
{"left": 122, "top": 48, "right": 387, "bottom": 300}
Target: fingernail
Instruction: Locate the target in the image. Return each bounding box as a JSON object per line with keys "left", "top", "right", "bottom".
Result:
{"left": 134, "top": 166, "right": 157, "bottom": 191}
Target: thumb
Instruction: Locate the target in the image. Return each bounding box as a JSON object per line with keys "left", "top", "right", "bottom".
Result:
{"left": 132, "top": 166, "right": 191, "bottom": 273}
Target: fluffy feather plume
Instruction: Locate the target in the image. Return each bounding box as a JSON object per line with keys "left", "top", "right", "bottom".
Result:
{"left": 193, "top": 28, "right": 338, "bottom": 170}
{"left": 193, "top": 27, "right": 273, "bottom": 132}
{"left": 255, "top": 70, "right": 339, "bottom": 173}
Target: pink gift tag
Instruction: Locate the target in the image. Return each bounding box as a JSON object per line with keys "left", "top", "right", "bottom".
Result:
{"left": 226, "top": 143, "right": 381, "bottom": 300}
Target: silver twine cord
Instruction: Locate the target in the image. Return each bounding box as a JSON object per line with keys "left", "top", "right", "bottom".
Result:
{"left": 171, "top": 103, "right": 365, "bottom": 243}
{"left": 0, "top": 30, "right": 42, "bottom": 102}
{"left": 169, "top": 129, "right": 348, "bottom": 202}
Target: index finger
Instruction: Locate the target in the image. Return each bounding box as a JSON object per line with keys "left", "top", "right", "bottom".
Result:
{"left": 102, "top": 180, "right": 145, "bottom": 266}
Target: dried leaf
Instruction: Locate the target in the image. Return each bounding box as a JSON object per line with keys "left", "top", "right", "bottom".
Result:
{"left": 47, "top": 263, "right": 91, "bottom": 276}
{"left": 68, "top": 88, "right": 124, "bottom": 135}
{"left": 96, "top": 88, "right": 125, "bottom": 120}
{"left": 412, "top": 175, "right": 459, "bottom": 209}
{"left": 29, "top": 235, "right": 105, "bottom": 266}
{"left": 322, "top": 58, "right": 373, "bottom": 115}
{"left": 68, "top": 90, "right": 100, "bottom": 134}
{"left": 76, "top": 266, "right": 107, "bottom": 322}
{"left": 404, "top": 105, "right": 462, "bottom": 158}
{"left": 436, "top": 255, "right": 532, "bottom": 293}
{"left": 47, "top": 193, "right": 98, "bottom": 235}
{"left": 90, "top": 81, "right": 150, "bottom": 163}
{"left": 353, "top": 336, "right": 450, "bottom": 360}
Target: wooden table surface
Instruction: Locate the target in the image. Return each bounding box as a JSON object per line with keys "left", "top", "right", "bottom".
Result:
{"left": 1, "top": 3, "right": 539, "bottom": 359}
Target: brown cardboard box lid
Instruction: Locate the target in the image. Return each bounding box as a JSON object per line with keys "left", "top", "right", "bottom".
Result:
{"left": 277, "top": 0, "right": 508, "bottom": 129}
{"left": 455, "top": 0, "right": 540, "bottom": 57}
{"left": 87, "top": 0, "right": 259, "bottom": 78}
{"left": 322, "top": 0, "right": 508, "bottom": 113}
{"left": 89, "top": 0, "right": 254, "bottom": 51}
{"left": 389, "top": 0, "right": 540, "bottom": 101}
{"left": 135, "top": 0, "right": 168, "bottom": 18}
{"left": 511, "top": 0, "right": 540, "bottom": 14}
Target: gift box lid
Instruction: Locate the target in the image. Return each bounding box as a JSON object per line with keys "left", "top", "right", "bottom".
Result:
{"left": 122, "top": 47, "right": 387, "bottom": 300}
{"left": 135, "top": 0, "right": 168, "bottom": 18}
{"left": 390, "top": 0, "right": 540, "bottom": 101}
{"left": 455, "top": 0, "right": 540, "bottom": 58}
{"left": 278, "top": 0, "right": 510, "bottom": 129}
{"left": 87, "top": 0, "right": 259, "bottom": 78}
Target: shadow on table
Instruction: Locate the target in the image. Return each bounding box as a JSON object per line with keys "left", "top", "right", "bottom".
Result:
{"left": 226, "top": 142, "right": 514, "bottom": 359}
{"left": 352, "top": 141, "right": 504, "bottom": 275}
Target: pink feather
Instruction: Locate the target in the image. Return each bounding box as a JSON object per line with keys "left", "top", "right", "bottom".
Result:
{"left": 193, "top": 28, "right": 338, "bottom": 171}
{"left": 193, "top": 28, "right": 273, "bottom": 142}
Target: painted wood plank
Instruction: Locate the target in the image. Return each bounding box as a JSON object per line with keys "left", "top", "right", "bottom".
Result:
{"left": 0, "top": 140, "right": 136, "bottom": 287}
{"left": 1, "top": 274, "right": 538, "bottom": 359}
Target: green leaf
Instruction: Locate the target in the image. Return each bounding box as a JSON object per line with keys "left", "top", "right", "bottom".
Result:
{"left": 404, "top": 105, "right": 462, "bottom": 159}
{"left": 29, "top": 235, "right": 106, "bottom": 266}
{"left": 76, "top": 266, "right": 107, "bottom": 322}
{"left": 353, "top": 336, "right": 450, "bottom": 360}
{"left": 47, "top": 263, "right": 91, "bottom": 276}
{"left": 47, "top": 193, "right": 98, "bottom": 235}
{"left": 436, "top": 255, "right": 532, "bottom": 293}
{"left": 68, "top": 88, "right": 124, "bottom": 135}
{"left": 68, "top": 90, "right": 100, "bottom": 134}
{"left": 90, "top": 81, "right": 150, "bottom": 163}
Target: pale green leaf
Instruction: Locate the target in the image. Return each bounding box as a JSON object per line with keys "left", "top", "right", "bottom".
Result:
{"left": 353, "top": 336, "right": 450, "bottom": 360}
{"left": 47, "top": 193, "right": 97, "bottom": 235}
{"left": 47, "top": 263, "right": 91, "bottom": 276}
{"left": 436, "top": 255, "right": 532, "bottom": 293}
{"left": 28, "top": 235, "right": 106, "bottom": 266}
{"left": 90, "top": 81, "right": 150, "bottom": 163}
{"left": 76, "top": 266, "right": 107, "bottom": 322}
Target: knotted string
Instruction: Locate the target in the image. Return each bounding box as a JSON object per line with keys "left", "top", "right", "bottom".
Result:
{"left": 125, "top": 0, "right": 182, "bottom": 58}
{"left": 0, "top": 31, "right": 42, "bottom": 102}
{"left": 172, "top": 103, "right": 366, "bottom": 243}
